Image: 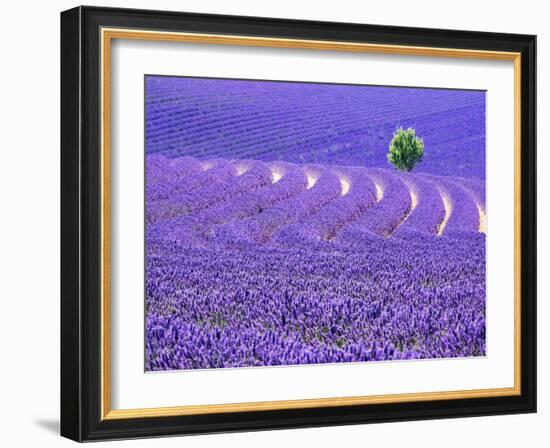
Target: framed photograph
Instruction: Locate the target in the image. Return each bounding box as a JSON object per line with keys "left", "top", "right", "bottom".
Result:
{"left": 60, "top": 6, "right": 536, "bottom": 442}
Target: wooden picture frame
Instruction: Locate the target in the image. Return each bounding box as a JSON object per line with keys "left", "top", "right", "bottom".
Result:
{"left": 61, "top": 5, "right": 536, "bottom": 442}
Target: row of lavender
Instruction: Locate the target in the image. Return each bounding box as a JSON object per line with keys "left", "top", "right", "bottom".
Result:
{"left": 145, "top": 154, "right": 486, "bottom": 370}
{"left": 146, "top": 155, "right": 485, "bottom": 247}
{"left": 145, "top": 76, "right": 486, "bottom": 179}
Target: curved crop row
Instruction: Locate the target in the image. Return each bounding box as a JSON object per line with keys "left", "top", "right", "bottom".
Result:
{"left": 146, "top": 155, "right": 204, "bottom": 201}
{"left": 336, "top": 169, "right": 411, "bottom": 244}
{"left": 392, "top": 175, "right": 446, "bottom": 239}
{"left": 421, "top": 175, "right": 480, "bottom": 236}
{"left": 148, "top": 164, "right": 308, "bottom": 245}
{"left": 146, "top": 156, "right": 486, "bottom": 245}
{"left": 453, "top": 177, "right": 486, "bottom": 211}
{"left": 273, "top": 168, "right": 378, "bottom": 245}
{"left": 146, "top": 158, "right": 237, "bottom": 222}
{"left": 214, "top": 167, "right": 342, "bottom": 245}
{"left": 148, "top": 160, "right": 273, "bottom": 223}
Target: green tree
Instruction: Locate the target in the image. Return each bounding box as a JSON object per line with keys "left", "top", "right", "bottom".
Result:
{"left": 387, "top": 127, "right": 424, "bottom": 172}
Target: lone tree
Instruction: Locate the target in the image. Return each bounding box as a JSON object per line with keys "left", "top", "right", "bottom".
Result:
{"left": 387, "top": 127, "right": 424, "bottom": 172}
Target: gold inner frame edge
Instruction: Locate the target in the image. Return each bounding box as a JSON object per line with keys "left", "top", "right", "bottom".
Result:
{"left": 100, "top": 27, "right": 522, "bottom": 421}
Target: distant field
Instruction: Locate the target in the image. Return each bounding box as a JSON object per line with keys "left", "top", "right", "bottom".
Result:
{"left": 144, "top": 76, "right": 486, "bottom": 371}
{"left": 145, "top": 76, "right": 486, "bottom": 179}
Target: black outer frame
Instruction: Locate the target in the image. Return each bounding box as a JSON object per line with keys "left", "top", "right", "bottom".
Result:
{"left": 60, "top": 5, "right": 537, "bottom": 442}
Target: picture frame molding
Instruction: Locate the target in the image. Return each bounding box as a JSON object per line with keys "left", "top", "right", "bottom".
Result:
{"left": 61, "top": 5, "right": 536, "bottom": 442}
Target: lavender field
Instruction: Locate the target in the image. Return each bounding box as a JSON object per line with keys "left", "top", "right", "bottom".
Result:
{"left": 145, "top": 76, "right": 486, "bottom": 371}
